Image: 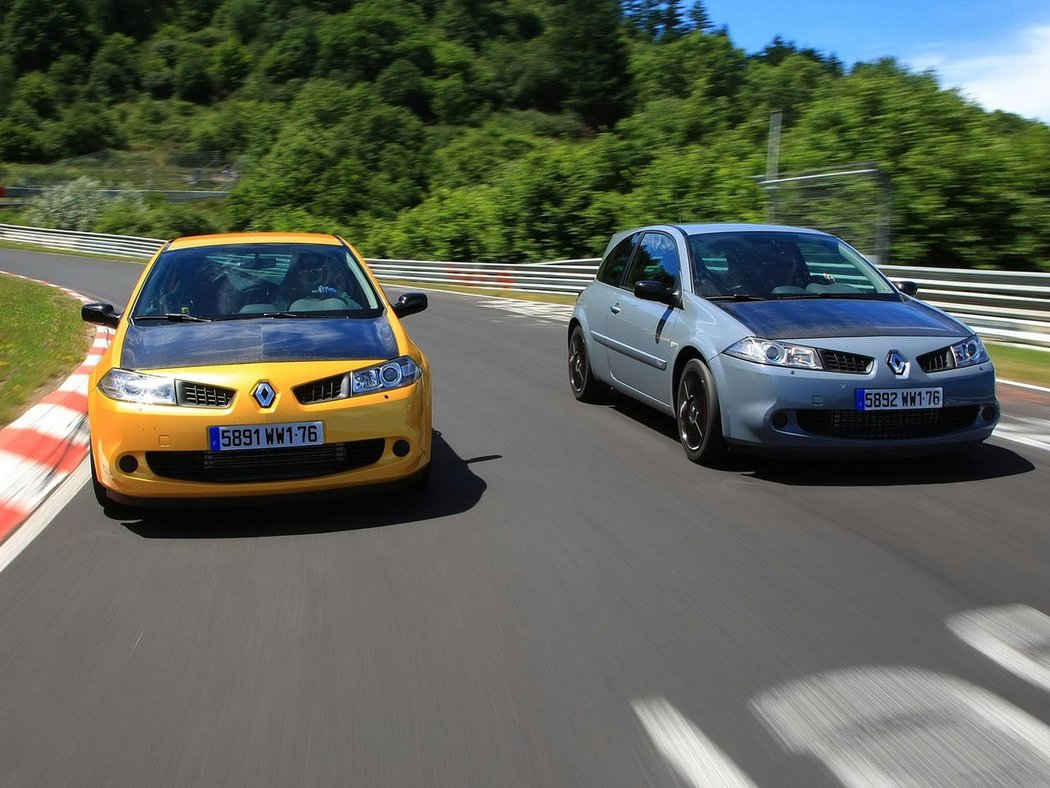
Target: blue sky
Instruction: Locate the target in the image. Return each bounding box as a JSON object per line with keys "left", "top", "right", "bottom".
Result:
{"left": 703, "top": 0, "right": 1050, "bottom": 123}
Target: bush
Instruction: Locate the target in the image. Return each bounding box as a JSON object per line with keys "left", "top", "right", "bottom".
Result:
{"left": 25, "top": 177, "right": 110, "bottom": 231}
{"left": 94, "top": 198, "right": 227, "bottom": 238}
{"left": 39, "top": 102, "right": 123, "bottom": 159}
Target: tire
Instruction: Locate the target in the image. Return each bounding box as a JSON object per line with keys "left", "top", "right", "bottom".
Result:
{"left": 90, "top": 449, "right": 137, "bottom": 518}
{"left": 568, "top": 325, "right": 607, "bottom": 403}
{"left": 89, "top": 449, "right": 109, "bottom": 508}
{"left": 675, "top": 359, "right": 726, "bottom": 465}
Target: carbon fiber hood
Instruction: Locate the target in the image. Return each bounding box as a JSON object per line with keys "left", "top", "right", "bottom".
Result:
{"left": 121, "top": 316, "right": 399, "bottom": 370}
{"left": 718, "top": 298, "right": 967, "bottom": 340}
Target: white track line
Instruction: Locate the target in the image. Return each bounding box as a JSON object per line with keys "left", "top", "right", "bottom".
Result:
{"left": 632, "top": 697, "right": 757, "bottom": 787}
{"left": 948, "top": 605, "right": 1050, "bottom": 694}
{"left": 0, "top": 460, "right": 89, "bottom": 575}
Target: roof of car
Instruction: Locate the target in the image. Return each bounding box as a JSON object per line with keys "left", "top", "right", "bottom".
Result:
{"left": 166, "top": 232, "right": 343, "bottom": 250}
{"left": 672, "top": 223, "right": 832, "bottom": 236}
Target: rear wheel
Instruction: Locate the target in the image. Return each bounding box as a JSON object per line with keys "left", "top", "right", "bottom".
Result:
{"left": 676, "top": 359, "right": 726, "bottom": 465}
{"left": 568, "top": 326, "right": 607, "bottom": 403}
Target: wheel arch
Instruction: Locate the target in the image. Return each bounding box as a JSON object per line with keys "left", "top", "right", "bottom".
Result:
{"left": 671, "top": 346, "right": 707, "bottom": 409}
{"left": 567, "top": 316, "right": 582, "bottom": 345}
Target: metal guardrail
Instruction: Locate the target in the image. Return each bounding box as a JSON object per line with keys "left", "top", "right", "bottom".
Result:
{"left": 368, "top": 259, "right": 597, "bottom": 295}
{"left": 2, "top": 187, "right": 228, "bottom": 203}
{"left": 0, "top": 223, "right": 164, "bottom": 259}
{"left": 1, "top": 224, "right": 1048, "bottom": 349}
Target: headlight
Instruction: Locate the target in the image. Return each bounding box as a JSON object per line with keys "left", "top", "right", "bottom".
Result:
{"left": 725, "top": 337, "right": 823, "bottom": 370}
{"left": 98, "top": 368, "right": 176, "bottom": 405}
{"left": 950, "top": 335, "right": 989, "bottom": 368}
{"left": 351, "top": 356, "right": 421, "bottom": 395}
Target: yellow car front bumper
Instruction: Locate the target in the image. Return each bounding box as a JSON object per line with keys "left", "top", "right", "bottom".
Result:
{"left": 89, "top": 360, "right": 432, "bottom": 503}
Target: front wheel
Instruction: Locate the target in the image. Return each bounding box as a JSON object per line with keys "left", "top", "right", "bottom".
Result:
{"left": 568, "top": 326, "right": 607, "bottom": 403}
{"left": 89, "top": 449, "right": 110, "bottom": 508}
{"left": 676, "top": 359, "right": 726, "bottom": 465}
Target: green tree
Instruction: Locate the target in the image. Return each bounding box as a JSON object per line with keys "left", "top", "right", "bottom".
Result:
{"left": 0, "top": 119, "right": 40, "bottom": 160}
{"left": 548, "top": 0, "right": 632, "bottom": 128}
{"left": 260, "top": 17, "right": 318, "bottom": 83}
{"left": 687, "top": 0, "right": 710, "bottom": 31}
{"left": 210, "top": 37, "right": 252, "bottom": 96}
{"left": 315, "top": 1, "right": 430, "bottom": 84}
{"left": 85, "top": 0, "right": 168, "bottom": 40}
{"left": 175, "top": 43, "right": 214, "bottom": 102}
{"left": 0, "top": 0, "right": 94, "bottom": 72}
{"left": 40, "top": 101, "right": 123, "bottom": 158}
{"left": 228, "top": 82, "right": 429, "bottom": 228}
{"left": 11, "top": 72, "right": 60, "bottom": 119}
{"left": 88, "top": 33, "right": 141, "bottom": 103}
{"left": 141, "top": 37, "right": 180, "bottom": 98}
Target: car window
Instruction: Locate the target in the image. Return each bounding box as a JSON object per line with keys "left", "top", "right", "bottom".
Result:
{"left": 688, "top": 231, "right": 898, "bottom": 299}
{"left": 624, "top": 232, "right": 680, "bottom": 291}
{"left": 596, "top": 233, "right": 638, "bottom": 286}
{"left": 131, "top": 243, "right": 383, "bottom": 320}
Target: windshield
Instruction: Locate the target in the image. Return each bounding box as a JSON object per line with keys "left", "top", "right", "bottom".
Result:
{"left": 131, "top": 243, "right": 383, "bottom": 321}
{"left": 687, "top": 231, "right": 899, "bottom": 300}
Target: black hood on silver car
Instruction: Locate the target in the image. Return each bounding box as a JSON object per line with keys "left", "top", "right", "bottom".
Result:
{"left": 717, "top": 298, "right": 966, "bottom": 340}
{"left": 121, "top": 316, "right": 399, "bottom": 370}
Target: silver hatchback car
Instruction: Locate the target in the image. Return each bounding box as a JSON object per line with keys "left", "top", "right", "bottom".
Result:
{"left": 568, "top": 224, "right": 999, "bottom": 464}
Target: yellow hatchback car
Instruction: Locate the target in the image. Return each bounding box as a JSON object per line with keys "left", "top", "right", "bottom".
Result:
{"left": 82, "top": 232, "right": 432, "bottom": 510}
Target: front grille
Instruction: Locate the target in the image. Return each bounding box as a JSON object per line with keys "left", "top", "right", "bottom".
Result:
{"left": 796, "top": 406, "right": 979, "bottom": 440}
{"left": 917, "top": 346, "right": 955, "bottom": 373}
{"left": 294, "top": 374, "right": 348, "bottom": 405}
{"left": 146, "top": 439, "right": 385, "bottom": 483}
{"left": 819, "top": 350, "right": 874, "bottom": 374}
{"left": 177, "top": 381, "right": 235, "bottom": 408}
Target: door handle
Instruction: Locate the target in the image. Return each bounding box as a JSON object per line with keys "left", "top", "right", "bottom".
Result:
{"left": 610, "top": 303, "right": 621, "bottom": 315}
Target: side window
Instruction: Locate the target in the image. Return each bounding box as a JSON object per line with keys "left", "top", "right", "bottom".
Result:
{"left": 624, "top": 233, "right": 680, "bottom": 291}
{"left": 596, "top": 233, "right": 637, "bottom": 286}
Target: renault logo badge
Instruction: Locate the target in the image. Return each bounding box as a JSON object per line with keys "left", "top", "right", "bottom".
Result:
{"left": 252, "top": 381, "right": 276, "bottom": 408}
{"left": 886, "top": 350, "right": 908, "bottom": 376}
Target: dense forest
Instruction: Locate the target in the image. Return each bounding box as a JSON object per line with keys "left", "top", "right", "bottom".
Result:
{"left": 1, "top": 0, "right": 1049, "bottom": 269}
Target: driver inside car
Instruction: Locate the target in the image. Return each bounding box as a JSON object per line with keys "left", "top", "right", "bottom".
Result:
{"left": 276, "top": 251, "right": 362, "bottom": 311}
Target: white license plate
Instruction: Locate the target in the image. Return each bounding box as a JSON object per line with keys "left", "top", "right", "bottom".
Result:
{"left": 208, "top": 421, "right": 324, "bottom": 451}
{"left": 856, "top": 388, "right": 943, "bottom": 411}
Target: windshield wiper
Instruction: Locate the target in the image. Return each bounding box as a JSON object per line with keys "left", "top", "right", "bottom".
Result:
{"left": 774, "top": 292, "right": 883, "bottom": 300}
{"left": 706, "top": 294, "right": 767, "bottom": 302}
{"left": 134, "top": 313, "right": 212, "bottom": 323}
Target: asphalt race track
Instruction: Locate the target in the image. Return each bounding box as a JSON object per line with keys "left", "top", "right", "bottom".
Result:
{"left": 2, "top": 249, "right": 1050, "bottom": 786}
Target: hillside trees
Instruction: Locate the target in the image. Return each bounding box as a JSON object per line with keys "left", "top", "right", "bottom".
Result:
{"left": 227, "top": 82, "right": 429, "bottom": 229}
{"left": 548, "top": 0, "right": 632, "bottom": 128}
{"left": 0, "top": 0, "right": 1047, "bottom": 268}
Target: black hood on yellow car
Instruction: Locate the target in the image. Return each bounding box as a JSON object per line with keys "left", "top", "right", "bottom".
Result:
{"left": 121, "top": 316, "right": 400, "bottom": 370}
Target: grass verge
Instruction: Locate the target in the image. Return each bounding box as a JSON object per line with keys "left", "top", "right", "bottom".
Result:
{"left": 0, "top": 274, "right": 93, "bottom": 427}
{"left": 987, "top": 343, "right": 1050, "bottom": 389}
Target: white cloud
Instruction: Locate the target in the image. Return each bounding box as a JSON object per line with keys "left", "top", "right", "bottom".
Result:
{"left": 909, "top": 24, "right": 1050, "bottom": 124}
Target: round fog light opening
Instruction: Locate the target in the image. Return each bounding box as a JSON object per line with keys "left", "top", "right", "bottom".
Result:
{"left": 118, "top": 455, "right": 139, "bottom": 473}
{"left": 771, "top": 411, "right": 789, "bottom": 429}
{"left": 392, "top": 440, "right": 411, "bottom": 457}
{"left": 982, "top": 406, "right": 996, "bottom": 421}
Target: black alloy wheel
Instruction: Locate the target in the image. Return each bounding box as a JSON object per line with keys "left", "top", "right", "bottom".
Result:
{"left": 676, "top": 359, "right": 726, "bottom": 465}
{"left": 568, "top": 325, "right": 606, "bottom": 403}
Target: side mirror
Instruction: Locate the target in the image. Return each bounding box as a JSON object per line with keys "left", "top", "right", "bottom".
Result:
{"left": 82, "top": 302, "right": 120, "bottom": 328}
{"left": 634, "top": 279, "right": 678, "bottom": 307}
{"left": 896, "top": 280, "right": 918, "bottom": 297}
{"left": 392, "top": 292, "right": 428, "bottom": 318}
